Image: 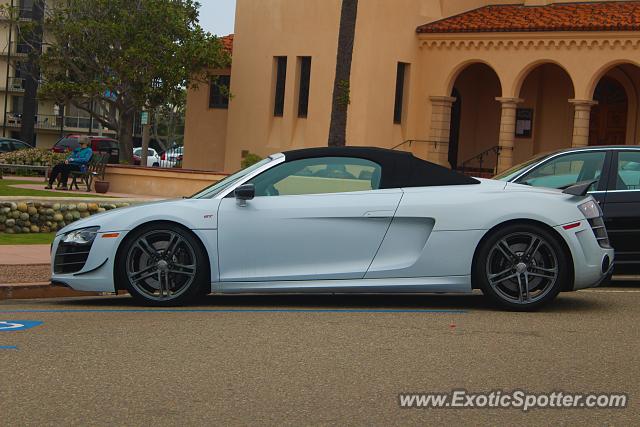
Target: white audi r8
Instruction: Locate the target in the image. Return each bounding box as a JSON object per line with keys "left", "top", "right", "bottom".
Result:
{"left": 51, "top": 147, "right": 614, "bottom": 310}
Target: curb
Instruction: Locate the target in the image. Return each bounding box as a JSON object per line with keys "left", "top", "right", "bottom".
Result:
{"left": 0, "top": 282, "right": 101, "bottom": 300}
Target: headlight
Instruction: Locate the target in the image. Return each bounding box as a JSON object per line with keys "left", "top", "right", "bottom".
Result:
{"left": 578, "top": 200, "right": 602, "bottom": 219}
{"left": 63, "top": 226, "right": 100, "bottom": 245}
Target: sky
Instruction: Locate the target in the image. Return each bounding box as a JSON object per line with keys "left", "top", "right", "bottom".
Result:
{"left": 198, "top": 0, "right": 237, "bottom": 36}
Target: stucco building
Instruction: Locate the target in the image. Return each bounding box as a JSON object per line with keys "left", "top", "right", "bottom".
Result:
{"left": 183, "top": 0, "right": 640, "bottom": 174}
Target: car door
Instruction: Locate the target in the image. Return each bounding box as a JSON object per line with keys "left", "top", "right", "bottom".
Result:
{"left": 514, "top": 149, "right": 611, "bottom": 207}
{"left": 601, "top": 149, "right": 640, "bottom": 274}
{"left": 217, "top": 156, "right": 402, "bottom": 282}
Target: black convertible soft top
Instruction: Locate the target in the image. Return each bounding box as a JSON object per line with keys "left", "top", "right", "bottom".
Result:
{"left": 282, "top": 146, "right": 479, "bottom": 188}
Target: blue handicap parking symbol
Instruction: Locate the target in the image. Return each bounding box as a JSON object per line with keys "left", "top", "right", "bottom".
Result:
{"left": 0, "top": 320, "right": 43, "bottom": 332}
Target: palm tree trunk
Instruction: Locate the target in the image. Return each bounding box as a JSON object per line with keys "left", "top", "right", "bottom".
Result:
{"left": 328, "top": 0, "right": 358, "bottom": 147}
{"left": 19, "top": 0, "right": 45, "bottom": 146}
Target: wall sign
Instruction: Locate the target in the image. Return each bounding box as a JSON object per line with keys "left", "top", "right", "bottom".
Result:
{"left": 515, "top": 108, "right": 534, "bottom": 138}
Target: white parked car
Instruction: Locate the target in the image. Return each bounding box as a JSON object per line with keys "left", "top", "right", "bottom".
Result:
{"left": 159, "top": 146, "right": 183, "bottom": 167}
{"left": 51, "top": 147, "right": 613, "bottom": 310}
{"left": 133, "top": 147, "right": 160, "bottom": 167}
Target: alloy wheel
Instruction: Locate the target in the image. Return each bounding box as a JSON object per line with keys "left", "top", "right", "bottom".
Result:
{"left": 485, "top": 232, "right": 559, "bottom": 305}
{"left": 125, "top": 230, "right": 198, "bottom": 301}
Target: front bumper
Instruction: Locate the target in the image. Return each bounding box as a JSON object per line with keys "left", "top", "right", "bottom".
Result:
{"left": 50, "top": 231, "right": 128, "bottom": 292}
{"left": 555, "top": 221, "right": 615, "bottom": 291}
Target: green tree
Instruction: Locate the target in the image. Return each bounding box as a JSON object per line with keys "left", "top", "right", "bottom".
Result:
{"left": 37, "top": 0, "right": 229, "bottom": 163}
{"left": 151, "top": 89, "right": 186, "bottom": 152}
{"left": 328, "top": 0, "right": 358, "bottom": 147}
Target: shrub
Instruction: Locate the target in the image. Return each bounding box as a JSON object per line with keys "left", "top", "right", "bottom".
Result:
{"left": 241, "top": 152, "right": 263, "bottom": 168}
{"left": 0, "top": 148, "right": 67, "bottom": 166}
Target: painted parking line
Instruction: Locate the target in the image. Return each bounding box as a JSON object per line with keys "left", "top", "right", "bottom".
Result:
{"left": 0, "top": 346, "right": 18, "bottom": 350}
{"left": 580, "top": 289, "right": 640, "bottom": 293}
{"left": 0, "top": 308, "right": 467, "bottom": 314}
{"left": 0, "top": 321, "right": 43, "bottom": 331}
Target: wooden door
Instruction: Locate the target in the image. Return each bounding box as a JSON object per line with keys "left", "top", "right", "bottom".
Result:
{"left": 590, "top": 77, "right": 628, "bottom": 146}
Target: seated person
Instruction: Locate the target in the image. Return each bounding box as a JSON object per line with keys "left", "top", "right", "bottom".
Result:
{"left": 45, "top": 137, "right": 93, "bottom": 190}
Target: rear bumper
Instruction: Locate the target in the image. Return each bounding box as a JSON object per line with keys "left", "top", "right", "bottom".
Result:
{"left": 555, "top": 222, "right": 615, "bottom": 291}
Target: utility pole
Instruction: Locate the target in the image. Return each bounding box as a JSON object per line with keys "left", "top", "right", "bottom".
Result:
{"left": 140, "top": 110, "right": 150, "bottom": 167}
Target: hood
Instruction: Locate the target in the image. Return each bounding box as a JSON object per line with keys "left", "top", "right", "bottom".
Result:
{"left": 56, "top": 199, "right": 180, "bottom": 236}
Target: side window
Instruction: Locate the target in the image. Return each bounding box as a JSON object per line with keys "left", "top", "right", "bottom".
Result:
{"left": 248, "top": 157, "right": 382, "bottom": 197}
{"left": 209, "top": 75, "right": 231, "bottom": 109}
{"left": 517, "top": 151, "right": 606, "bottom": 190}
{"left": 615, "top": 151, "right": 640, "bottom": 190}
{"left": 0, "top": 141, "right": 11, "bottom": 152}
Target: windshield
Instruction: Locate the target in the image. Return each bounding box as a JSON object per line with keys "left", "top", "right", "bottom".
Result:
{"left": 493, "top": 151, "right": 555, "bottom": 181}
{"left": 191, "top": 157, "right": 275, "bottom": 199}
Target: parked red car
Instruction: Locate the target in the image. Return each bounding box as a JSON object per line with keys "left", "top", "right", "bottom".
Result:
{"left": 52, "top": 135, "right": 120, "bottom": 164}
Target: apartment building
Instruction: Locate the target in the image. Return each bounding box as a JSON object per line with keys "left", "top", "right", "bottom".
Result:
{"left": 0, "top": 0, "right": 114, "bottom": 148}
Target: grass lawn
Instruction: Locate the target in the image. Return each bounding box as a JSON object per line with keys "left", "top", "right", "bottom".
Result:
{"left": 0, "top": 232, "right": 56, "bottom": 245}
{"left": 0, "top": 179, "right": 109, "bottom": 198}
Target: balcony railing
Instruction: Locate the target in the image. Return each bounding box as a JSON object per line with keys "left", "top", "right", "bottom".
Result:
{"left": 4, "top": 113, "right": 107, "bottom": 132}
{"left": 5, "top": 77, "right": 25, "bottom": 91}
{"left": 2, "top": 41, "right": 31, "bottom": 57}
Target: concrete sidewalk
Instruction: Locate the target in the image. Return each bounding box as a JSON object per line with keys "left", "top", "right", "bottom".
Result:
{"left": 0, "top": 244, "right": 50, "bottom": 265}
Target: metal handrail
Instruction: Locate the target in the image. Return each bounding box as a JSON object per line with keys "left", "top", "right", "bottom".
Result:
{"left": 460, "top": 145, "right": 503, "bottom": 174}
{"left": 391, "top": 139, "right": 444, "bottom": 150}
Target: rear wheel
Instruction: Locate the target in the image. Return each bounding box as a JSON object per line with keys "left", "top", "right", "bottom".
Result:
{"left": 474, "top": 224, "right": 569, "bottom": 311}
{"left": 117, "top": 223, "right": 209, "bottom": 306}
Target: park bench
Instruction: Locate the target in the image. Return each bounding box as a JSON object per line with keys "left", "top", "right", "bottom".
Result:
{"left": 68, "top": 152, "right": 109, "bottom": 191}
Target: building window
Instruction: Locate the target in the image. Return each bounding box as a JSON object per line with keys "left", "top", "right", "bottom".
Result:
{"left": 274, "top": 56, "right": 287, "bottom": 117}
{"left": 297, "top": 57, "right": 311, "bottom": 118}
{"left": 209, "top": 75, "right": 231, "bottom": 109}
{"left": 393, "top": 62, "right": 408, "bottom": 124}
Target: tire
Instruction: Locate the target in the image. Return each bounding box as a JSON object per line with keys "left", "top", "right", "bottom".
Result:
{"left": 116, "top": 223, "right": 210, "bottom": 306}
{"left": 473, "top": 223, "right": 570, "bottom": 311}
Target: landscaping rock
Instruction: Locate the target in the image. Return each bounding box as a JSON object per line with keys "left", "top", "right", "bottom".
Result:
{"left": 0, "top": 200, "right": 142, "bottom": 234}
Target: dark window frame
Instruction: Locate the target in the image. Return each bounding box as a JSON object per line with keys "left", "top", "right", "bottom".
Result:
{"left": 393, "top": 62, "right": 408, "bottom": 124}
{"left": 297, "top": 57, "right": 311, "bottom": 118}
{"left": 274, "top": 56, "right": 287, "bottom": 117}
{"left": 209, "top": 75, "right": 231, "bottom": 109}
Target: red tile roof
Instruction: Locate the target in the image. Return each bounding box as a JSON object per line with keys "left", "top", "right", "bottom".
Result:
{"left": 417, "top": 1, "right": 640, "bottom": 34}
{"left": 220, "top": 34, "right": 234, "bottom": 54}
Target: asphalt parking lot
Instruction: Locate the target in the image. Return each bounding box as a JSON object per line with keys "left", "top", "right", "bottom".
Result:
{"left": 1, "top": 285, "right": 638, "bottom": 425}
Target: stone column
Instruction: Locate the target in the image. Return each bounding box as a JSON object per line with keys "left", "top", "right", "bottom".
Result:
{"left": 569, "top": 99, "right": 598, "bottom": 148}
{"left": 495, "top": 97, "right": 523, "bottom": 173}
{"left": 428, "top": 96, "right": 456, "bottom": 167}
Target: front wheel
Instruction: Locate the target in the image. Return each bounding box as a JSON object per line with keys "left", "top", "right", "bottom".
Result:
{"left": 117, "top": 223, "right": 210, "bottom": 306}
{"left": 473, "top": 224, "right": 570, "bottom": 311}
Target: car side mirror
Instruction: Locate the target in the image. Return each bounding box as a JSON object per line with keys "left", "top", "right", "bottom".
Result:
{"left": 234, "top": 184, "right": 255, "bottom": 206}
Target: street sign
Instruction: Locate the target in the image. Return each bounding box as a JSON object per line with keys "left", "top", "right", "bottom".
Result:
{"left": 0, "top": 320, "right": 43, "bottom": 332}
{"left": 141, "top": 111, "right": 149, "bottom": 125}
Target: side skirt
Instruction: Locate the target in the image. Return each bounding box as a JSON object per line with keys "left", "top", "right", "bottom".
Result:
{"left": 212, "top": 276, "right": 472, "bottom": 294}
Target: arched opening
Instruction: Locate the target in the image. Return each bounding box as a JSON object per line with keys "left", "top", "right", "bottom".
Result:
{"left": 515, "top": 63, "right": 575, "bottom": 164}
{"left": 448, "top": 63, "right": 502, "bottom": 171}
{"left": 589, "top": 64, "right": 640, "bottom": 146}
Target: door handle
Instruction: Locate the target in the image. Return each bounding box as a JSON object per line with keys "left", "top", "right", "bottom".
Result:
{"left": 363, "top": 210, "right": 394, "bottom": 218}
